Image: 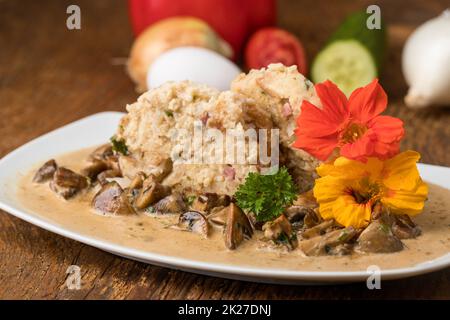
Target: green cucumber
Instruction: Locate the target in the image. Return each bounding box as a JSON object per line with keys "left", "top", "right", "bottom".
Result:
{"left": 311, "top": 11, "right": 386, "bottom": 96}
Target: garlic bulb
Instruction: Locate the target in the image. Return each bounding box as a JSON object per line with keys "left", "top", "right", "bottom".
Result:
{"left": 402, "top": 9, "right": 450, "bottom": 108}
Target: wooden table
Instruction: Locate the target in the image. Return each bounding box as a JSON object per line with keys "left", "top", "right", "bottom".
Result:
{"left": 0, "top": 0, "right": 449, "bottom": 299}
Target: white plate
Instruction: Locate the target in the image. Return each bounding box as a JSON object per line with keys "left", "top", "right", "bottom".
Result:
{"left": 0, "top": 112, "right": 449, "bottom": 284}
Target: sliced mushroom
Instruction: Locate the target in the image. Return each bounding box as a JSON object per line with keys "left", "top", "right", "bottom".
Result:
{"left": 91, "top": 181, "right": 135, "bottom": 215}
{"left": 134, "top": 181, "right": 171, "bottom": 209}
{"left": 240, "top": 212, "right": 262, "bottom": 231}
{"left": 293, "top": 190, "right": 318, "bottom": 208}
{"left": 118, "top": 155, "right": 142, "bottom": 179}
{"left": 392, "top": 214, "right": 421, "bottom": 239}
{"left": 191, "top": 195, "right": 211, "bottom": 212}
{"left": 207, "top": 206, "right": 228, "bottom": 227}
{"left": 33, "top": 159, "right": 57, "bottom": 183}
{"left": 262, "top": 215, "right": 298, "bottom": 250}
{"left": 49, "top": 167, "right": 88, "bottom": 199}
{"left": 327, "top": 243, "right": 353, "bottom": 256}
{"left": 177, "top": 211, "right": 209, "bottom": 237}
{"left": 81, "top": 160, "right": 108, "bottom": 180}
{"left": 356, "top": 220, "right": 403, "bottom": 253}
{"left": 105, "top": 156, "right": 121, "bottom": 173}
{"left": 299, "top": 226, "right": 357, "bottom": 256}
{"left": 97, "top": 169, "right": 122, "bottom": 185}
{"left": 285, "top": 206, "right": 315, "bottom": 224}
{"left": 371, "top": 201, "right": 384, "bottom": 220}
{"left": 191, "top": 193, "right": 230, "bottom": 213}
{"left": 301, "top": 219, "right": 335, "bottom": 239}
{"left": 153, "top": 193, "right": 187, "bottom": 214}
{"left": 142, "top": 174, "right": 158, "bottom": 187}
{"left": 129, "top": 171, "right": 146, "bottom": 190}
{"left": 303, "top": 209, "right": 323, "bottom": 228}
{"left": 225, "top": 203, "right": 253, "bottom": 250}
{"left": 89, "top": 144, "right": 114, "bottom": 161}
{"left": 154, "top": 158, "right": 173, "bottom": 182}
{"left": 218, "top": 195, "right": 231, "bottom": 207}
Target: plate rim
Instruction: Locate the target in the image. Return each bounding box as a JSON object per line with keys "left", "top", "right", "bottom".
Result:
{"left": 0, "top": 111, "right": 449, "bottom": 283}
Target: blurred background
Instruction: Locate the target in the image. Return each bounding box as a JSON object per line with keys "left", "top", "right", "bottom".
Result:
{"left": 0, "top": 0, "right": 449, "bottom": 165}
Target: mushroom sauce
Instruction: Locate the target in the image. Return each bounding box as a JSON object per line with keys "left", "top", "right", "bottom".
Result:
{"left": 17, "top": 147, "right": 450, "bottom": 272}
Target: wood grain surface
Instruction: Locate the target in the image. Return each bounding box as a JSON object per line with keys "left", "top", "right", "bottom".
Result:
{"left": 0, "top": 0, "right": 449, "bottom": 300}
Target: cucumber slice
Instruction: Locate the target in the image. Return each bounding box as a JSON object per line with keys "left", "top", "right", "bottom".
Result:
{"left": 311, "top": 11, "right": 386, "bottom": 96}
{"left": 311, "top": 40, "right": 377, "bottom": 96}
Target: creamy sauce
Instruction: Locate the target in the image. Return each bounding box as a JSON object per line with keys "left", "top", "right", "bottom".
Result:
{"left": 17, "top": 147, "right": 450, "bottom": 272}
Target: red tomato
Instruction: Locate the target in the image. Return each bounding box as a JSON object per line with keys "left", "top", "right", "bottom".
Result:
{"left": 127, "top": 0, "right": 276, "bottom": 59}
{"left": 245, "top": 27, "right": 308, "bottom": 75}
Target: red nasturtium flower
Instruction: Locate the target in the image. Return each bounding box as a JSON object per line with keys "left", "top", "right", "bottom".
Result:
{"left": 293, "top": 79, "right": 404, "bottom": 162}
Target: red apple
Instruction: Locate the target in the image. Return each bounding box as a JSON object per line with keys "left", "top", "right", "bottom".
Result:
{"left": 245, "top": 27, "right": 308, "bottom": 75}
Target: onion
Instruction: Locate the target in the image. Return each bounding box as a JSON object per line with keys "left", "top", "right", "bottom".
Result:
{"left": 402, "top": 10, "right": 450, "bottom": 108}
{"left": 127, "top": 17, "right": 232, "bottom": 92}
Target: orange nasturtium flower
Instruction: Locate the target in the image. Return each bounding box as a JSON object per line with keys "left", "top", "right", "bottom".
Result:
{"left": 293, "top": 79, "right": 404, "bottom": 161}
{"left": 313, "top": 151, "right": 428, "bottom": 228}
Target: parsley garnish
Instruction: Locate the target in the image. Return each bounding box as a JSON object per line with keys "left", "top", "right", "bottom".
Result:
{"left": 185, "top": 195, "right": 196, "bottom": 206}
{"left": 234, "top": 167, "right": 297, "bottom": 222}
{"left": 145, "top": 206, "right": 156, "bottom": 213}
{"left": 164, "top": 110, "right": 174, "bottom": 117}
{"left": 110, "top": 135, "right": 128, "bottom": 155}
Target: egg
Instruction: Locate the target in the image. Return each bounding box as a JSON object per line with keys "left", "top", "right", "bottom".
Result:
{"left": 147, "top": 47, "right": 241, "bottom": 91}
